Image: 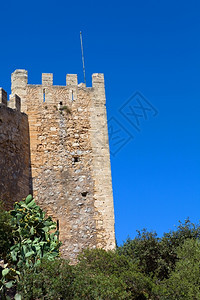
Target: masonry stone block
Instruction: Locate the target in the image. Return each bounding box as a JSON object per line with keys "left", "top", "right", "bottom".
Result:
{"left": 42, "top": 73, "right": 53, "bottom": 86}
{"left": 66, "top": 74, "right": 78, "bottom": 86}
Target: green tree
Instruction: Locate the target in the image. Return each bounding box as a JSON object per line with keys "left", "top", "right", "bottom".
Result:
{"left": 158, "top": 239, "right": 200, "bottom": 299}
{"left": 117, "top": 230, "right": 162, "bottom": 278}
{"left": 160, "top": 218, "right": 200, "bottom": 278}
{"left": 117, "top": 219, "right": 200, "bottom": 280}
{"left": 73, "top": 248, "right": 154, "bottom": 299}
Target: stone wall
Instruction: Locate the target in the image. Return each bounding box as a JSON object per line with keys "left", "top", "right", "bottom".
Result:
{"left": 0, "top": 89, "right": 30, "bottom": 209}
{"left": 9, "top": 69, "right": 115, "bottom": 260}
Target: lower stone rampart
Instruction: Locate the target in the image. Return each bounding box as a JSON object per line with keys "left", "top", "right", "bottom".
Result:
{"left": 0, "top": 103, "right": 30, "bottom": 209}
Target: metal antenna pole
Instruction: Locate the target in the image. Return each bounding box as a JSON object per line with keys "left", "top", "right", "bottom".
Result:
{"left": 80, "top": 31, "right": 86, "bottom": 85}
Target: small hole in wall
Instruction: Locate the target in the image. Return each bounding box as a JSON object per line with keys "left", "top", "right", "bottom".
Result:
{"left": 57, "top": 220, "right": 59, "bottom": 230}
{"left": 72, "top": 90, "right": 74, "bottom": 101}
{"left": 0, "top": 119, "right": 2, "bottom": 125}
{"left": 72, "top": 156, "right": 79, "bottom": 163}
{"left": 43, "top": 89, "right": 45, "bottom": 102}
{"left": 60, "top": 101, "right": 63, "bottom": 105}
{"left": 81, "top": 192, "right": 88, "bottom": 197}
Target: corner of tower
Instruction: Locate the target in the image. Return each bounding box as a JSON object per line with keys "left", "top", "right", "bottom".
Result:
{"left": 92, "top": 73, "right": 106, "bottom": 105}
{"left": 10, "top": 69, "right": 28, "bottom": 112}
{"left": 0, "top": 88, "right": 7, "bottom": 106}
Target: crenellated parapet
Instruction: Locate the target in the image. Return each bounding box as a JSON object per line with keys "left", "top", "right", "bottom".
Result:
{"left": 9, "top": 94, "right": 21, "bottom": 112}
{"left": 11, "top": 69, "right": 105, "bottom": 89}
{"left": 0, "top": 87, "right": 22, "bottom": 112}
{"left": 11, "top": 69, "right": 28, "bottom": 98}
{"left": 10, "top": 70, "right": 106, "bottom": 112}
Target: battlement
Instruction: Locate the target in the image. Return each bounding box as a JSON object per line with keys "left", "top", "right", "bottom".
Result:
{"left": 0, "top": 88, "right": 7, "bottom": 106}
{"left": 0, "top": 88, "right": 21, "bottom": 111}
{"left": 10, "top": 69, "right": 106, "bottom": 112}
{"left": 11, "top": 69, "right": 28, "bottom": 89}
{"left": 9, "top": 94, "right": 21, "bottom": 112}
{"left": 11, "top": 69, "right": 105, "bottom": 89}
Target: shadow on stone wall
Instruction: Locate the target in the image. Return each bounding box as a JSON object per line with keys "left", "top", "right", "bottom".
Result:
{"left": 0, "top": 105, "right": 32, "bottom": 209}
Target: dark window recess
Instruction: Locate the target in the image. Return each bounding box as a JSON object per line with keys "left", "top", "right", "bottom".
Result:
{"left": 0, "top": 119, "right": 2, "bottom": 125}
{"left": 72, "top": 90, "right": 74, "bottom": 101}
{"left": 60, "top": 101, "right": 63, "bottom": 105}
{"left": 43, "top": 89, "right": 45, "bottom": 102}
{"left": 81, "top": 192, "right": 88, "bottom": 197}
{"left": 73, "top": 156, "right": 79, "bottom": 163}
{"left": 57, "top": 220, "right": 59, "bottom": 230}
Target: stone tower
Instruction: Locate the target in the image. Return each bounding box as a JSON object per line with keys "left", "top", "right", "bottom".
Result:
{"left": 8, "top": 69, "right": 115, "bottom": 260}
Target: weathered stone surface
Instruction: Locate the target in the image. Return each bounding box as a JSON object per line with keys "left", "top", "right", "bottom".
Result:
{"left": 0, "top": 101, "right": 30, "bottom": 209}
{"left": 0, "top": 69, "right": 115, "bottom": 261}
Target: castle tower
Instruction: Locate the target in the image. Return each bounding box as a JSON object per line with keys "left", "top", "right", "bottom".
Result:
{"left": 10, "top": 69, "right": 115, "bottom": 260}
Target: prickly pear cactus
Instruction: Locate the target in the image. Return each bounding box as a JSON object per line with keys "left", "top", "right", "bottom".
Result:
{"left": 9, "top": 195, "right": 61, "bottom": 269}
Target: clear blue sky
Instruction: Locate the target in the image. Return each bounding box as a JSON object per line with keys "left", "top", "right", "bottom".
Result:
{"left": 1, "top": 0, "right": 200, "bottom": 245}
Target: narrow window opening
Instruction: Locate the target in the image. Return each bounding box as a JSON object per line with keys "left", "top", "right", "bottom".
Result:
{"left": 57, "top": 220, "right": 59, "bottom": 231}
{"left": 43, "top": 89, "right": 45, "bottom": 102}
{"left": 60, "top": 101, "right": 63, "bottom": 105}
{"left": 72, "top": 90, "right": 74, "bottom": 101}
{"left": 81, "top": 192, "right": 88, "bottom": 197}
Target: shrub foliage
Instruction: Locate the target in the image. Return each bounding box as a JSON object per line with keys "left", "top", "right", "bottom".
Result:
{"left": 1, "top": 196, "right": 200, "bottom": 300}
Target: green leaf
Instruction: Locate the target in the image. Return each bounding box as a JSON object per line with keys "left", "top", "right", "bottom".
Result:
{"left": 2, "top": 268, "right": 10, "bottom": 277}
{"left": 5, "top": 281, "right": 13, "bottom": 288}
{"left": 27, "top": 199, "right": 36, "bottom": 208}
{"left": 42, "top": 226, "right": 49, "bottom": 232}
{"left": 25, "top": 251, "right": 35, "bottom": 258}
{"left": 14, "top": 293, "right": 22, "bottom": 300}
{"left": 25, "top": 239, "right": 32, "bottom": 244}
{"left": 25, "top": 194, "right": 33, "bottom": 204}
{"left": 30, "top": 226, "right": 34, "bottom": 235}
{"left": 19, "top": 203, "right": 28, "bottom": 209}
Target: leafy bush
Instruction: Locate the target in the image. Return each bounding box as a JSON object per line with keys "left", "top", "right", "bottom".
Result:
{"left": 0, "top": 202, "right": 13, "bottom": 261}
{"left": 117, "top": 219, "right": 200, "bottom": 280}
{"left": 17, "top": 249, "right": 155, "bottom": 300}
{"left": 17, "top": 258, "right": 73, "bottom": 300}
{"left": 2, "top": 196, "right": 200, "bottom": 300}
{"left": 117, "top": 230, "right": 161, "bottom": 278}
{"left": 157, "top": 239, "right": 200, "bottom": 299}
{"left": 0, "top": 262, "right": 20, "bottom": 300}
{"left": 73, "top": 248, "right": 154, "bottom": 299}
{"left": 159, "top": 218, "right": 200, "bottom": 278}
